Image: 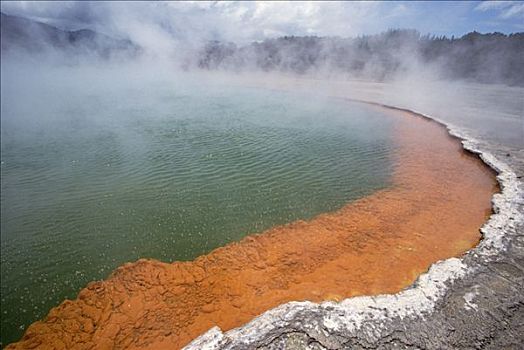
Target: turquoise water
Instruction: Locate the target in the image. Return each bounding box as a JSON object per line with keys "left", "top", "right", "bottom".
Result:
{"left": 0, "top": 67, "right": 394, "bottom": 346}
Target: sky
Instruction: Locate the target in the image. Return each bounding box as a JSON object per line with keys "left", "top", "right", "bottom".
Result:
{"left": 1, "top": 1, "right": 523, "bottom": 47}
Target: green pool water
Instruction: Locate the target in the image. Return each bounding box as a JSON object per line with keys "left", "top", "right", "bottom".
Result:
{"left": 0, "top": 67, "right": 395, "bottom": 346}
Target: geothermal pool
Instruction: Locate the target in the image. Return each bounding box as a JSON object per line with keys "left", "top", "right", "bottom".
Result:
{"left": 0, "top": 70, "right": 396, "bottom": 345}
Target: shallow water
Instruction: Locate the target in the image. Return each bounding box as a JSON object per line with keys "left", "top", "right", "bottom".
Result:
{"left": 0, "top": 68, "right": 395, "bottom": 345}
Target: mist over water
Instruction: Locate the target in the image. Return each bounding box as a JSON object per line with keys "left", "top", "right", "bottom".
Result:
{"left": 0, "top": 63, "right": 395, "bottom": 345}
{"left": 1, "top": 2, "right": 522, "bottom": 348}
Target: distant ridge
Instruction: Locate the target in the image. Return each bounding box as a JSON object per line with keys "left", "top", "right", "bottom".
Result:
{"left": 0, "top": 12, "right": 140, "bottom": 58}
{"left": 2, "top": 12, "right": 523, "bottom": 86}
{"left": 197, "top": 30, "right": 524, "bottom": 86}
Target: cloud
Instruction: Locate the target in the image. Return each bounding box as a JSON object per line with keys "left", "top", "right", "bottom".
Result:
{"left": 0, "top": 2, "right": 385, "bottom": 42}
{"left": 475, "top": 1, "right": 524, "bottom": 19}
{"left": 1, "top": 0, "right": 522, "bottom": 58}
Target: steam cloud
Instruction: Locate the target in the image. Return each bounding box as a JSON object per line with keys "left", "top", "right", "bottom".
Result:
{"left": 1, "top": 1, "right": 523, "bottom": 86}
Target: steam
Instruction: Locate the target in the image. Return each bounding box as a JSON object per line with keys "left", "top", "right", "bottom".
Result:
{"left": 1, "top": 1, "right": 522, "bottom": 149}
{"left": 0, "top": 1, "right": 522, "bottom": 142}
{"left": 1, "top": 1, "right": 522, "bottom": 87}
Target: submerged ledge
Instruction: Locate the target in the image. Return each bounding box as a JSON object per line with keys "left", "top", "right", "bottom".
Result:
{"left": 6, "top": 98, "right": 514, "bottom": 349}
{"left": 186, "top": 102, "right": 524, "bottom": 350}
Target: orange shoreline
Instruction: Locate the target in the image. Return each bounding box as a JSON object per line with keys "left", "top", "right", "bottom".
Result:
{"left": 7, "top": 105, "right": 497, "bottom": 350}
